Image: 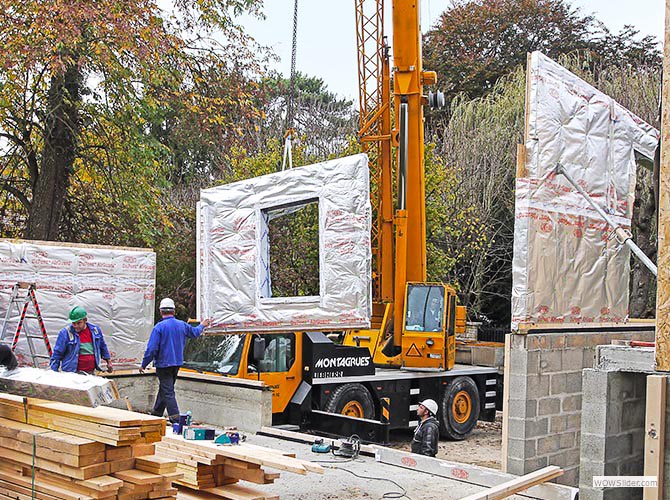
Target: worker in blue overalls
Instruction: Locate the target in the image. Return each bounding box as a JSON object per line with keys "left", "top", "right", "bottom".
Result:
{"left": 139, "top": 298, "right": 211, "bottom": 423}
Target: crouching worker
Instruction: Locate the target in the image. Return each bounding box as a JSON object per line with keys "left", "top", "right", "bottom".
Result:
{"left": 49, "top": 306, "right": 113, "bottom": 374}
{"left": 139, "top": 298, "right": 211, "bottom": 423}
{"left": 411, "top": 399, "right": 439, "bottom": 457}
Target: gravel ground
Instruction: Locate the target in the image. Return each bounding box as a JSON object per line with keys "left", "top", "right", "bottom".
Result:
{"left": 387, "top": 411, "right": 504, "bottom": 470}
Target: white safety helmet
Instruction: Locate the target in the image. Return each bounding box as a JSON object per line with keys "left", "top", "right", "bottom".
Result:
{"left": 419, "top": 399, "right": 438, "bottom": 416}
{"left": 159, "top": 298, "right": 175, "bottom": 310}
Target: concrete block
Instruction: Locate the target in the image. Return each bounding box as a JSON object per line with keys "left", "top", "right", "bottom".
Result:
{"left": 506, "top": 438, "right": 537, "bottom": 459}
{"left": 566, "top": 334, "right": 588, "bottom": 348}
{"left": 505, "top": 417, "right": 527, "bottom": 440}
{"left": 596, "top": 345, "right": 655, "bottom": 373}
{"left": 608, "top": 372, "right": 634, "bottom": 401}
{"left": 551, "top": 415, "right": 568, "bottom": 433}
{"left": 581, "top": 432, "right": 606, "bottom": 461}
{"left": 506, "top": 398, "right": 536, "bottom": 419}
{"left": 632, "top": 372, "right": 648, "bottom": 398}
{"left": 504, "top": 457, "right": 526, "bottom": 475}
{"left": 521, "top": 456, "right": 549, "bottom": 474}
{"left": 537, "top": 435, "right": 561, "bottom": 455}
{"left": 538, "top": 397, "right": 561, "bottom": 416}
{"left": 550, "top": 334, "right": 567, "bottom": 349}
{"left": 621, "top": 399, "right": 645, "bottom": 431}
{"left": 562, "top": 348, "right": 585, "bottom": 371}
{"left": 604, "top": 434, "right": 632, "bottom": 461}
{"left": 583, "top": 348, "right": 596, "bottom": 368}
{"left": 509, "top": 333, "right": 528, "bottom": 350}
{"left": 559, "top": 431, "right": 576, "bottom": 450}
{"left": 565, "top": 371, "right": 584, "bottom": 393}
{"left": 550, "top": 373, "right": 567, "bottom": 395}
{"left": 566, "top": 412, "right": 582, "bottom": 431}
{"left": 526, "top": 417, "right": 549, "bottom": 438}
{"left": 526, "top": 334, "right": 549, "bottom": 351}
{"left": 526, "top": 375, "right": 550, "bottom": 399}
{"left": 558, "top": 467, "right": 579, "bottom": 487}
{"left": 562, "top": 394, "right": 582, "bottom": 412}
{"left": 619, "top": 457, "right": 644, "bottom": 476}
{"left": 539, "top": 350, "right": 562, "bottom": 373}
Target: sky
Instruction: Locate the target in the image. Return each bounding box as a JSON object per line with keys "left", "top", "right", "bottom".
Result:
{"left": 239, "top": 0, "right": 665, "bottom": 101}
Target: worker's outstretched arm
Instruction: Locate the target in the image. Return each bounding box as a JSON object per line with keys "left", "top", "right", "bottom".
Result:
{"left": 185, "top": 318, "right": 211, "bottom": 339}
{"left": 49, "top": 329, "right": 67, "bottom": 371}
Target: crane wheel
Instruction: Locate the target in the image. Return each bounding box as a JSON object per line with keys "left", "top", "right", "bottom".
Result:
{"left": 324, "top": 383, "right": 375, "bottom": 419}
{"left": 440, "top": 376, "right": 480, "bottom": 440}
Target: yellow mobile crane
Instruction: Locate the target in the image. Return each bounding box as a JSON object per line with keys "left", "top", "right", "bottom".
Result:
{"left": 184, "top": 0, "right": 498, "bottom": 441}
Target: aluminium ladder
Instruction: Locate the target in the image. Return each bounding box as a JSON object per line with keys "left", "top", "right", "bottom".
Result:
{"left": 0, "top": 282, "right": 52, "bottom": 367}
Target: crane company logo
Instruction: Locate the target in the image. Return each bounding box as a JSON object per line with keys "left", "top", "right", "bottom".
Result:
{"left": 314, "top": 356, "right": 370, "bottom": 369}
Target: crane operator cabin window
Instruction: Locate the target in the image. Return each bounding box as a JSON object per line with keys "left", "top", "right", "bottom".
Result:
{"left": 405, "top": 285, "right": 445, "bottom": 332}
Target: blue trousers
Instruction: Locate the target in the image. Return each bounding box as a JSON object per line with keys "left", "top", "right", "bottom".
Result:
{"left": 152, "top": 366, "right": 180, "bottom": 422}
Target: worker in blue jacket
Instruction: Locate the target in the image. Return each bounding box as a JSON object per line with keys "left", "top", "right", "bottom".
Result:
{"left": 49, "top": 306, "right": 113, "bottom": 374}
{"left": 140, "top": 298, "right": 211, "bottom": 422}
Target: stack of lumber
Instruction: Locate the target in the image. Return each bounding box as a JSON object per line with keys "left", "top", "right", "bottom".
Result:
{"left": 0, "top": 392, "right": 181, "bottom": 500}
{"left": 155, "top": 432, "right": 324, "bottom": 500}
{"left": 0, "top": 394, "right": 165, "bottom": 446}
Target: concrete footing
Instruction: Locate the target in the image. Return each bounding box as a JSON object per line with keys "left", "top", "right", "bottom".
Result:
{"left": 107, "top": 370, "right": 273, "bottom": 432}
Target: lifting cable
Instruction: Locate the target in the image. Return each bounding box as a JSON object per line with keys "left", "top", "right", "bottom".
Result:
{"left": 281, "top": 0, "right": 299, "bottom": 171}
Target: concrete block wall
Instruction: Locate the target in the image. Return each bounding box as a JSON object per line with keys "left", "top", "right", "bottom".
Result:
{"left": 503, "top": 329, "right": 654, "bottom": 487}
{"left": 578, "top": 369, "right": 647, "bottom": 500}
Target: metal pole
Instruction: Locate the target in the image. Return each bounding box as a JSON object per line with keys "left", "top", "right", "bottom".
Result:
{"left": 398, "top": 101, "right": 408, "bottom": 210}
{"left": 555, "top": 163, "right": 658, "bottom": 276}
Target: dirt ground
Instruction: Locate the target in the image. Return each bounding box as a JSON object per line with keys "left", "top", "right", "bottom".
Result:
{"left": 387, "top": 411, "right": 504, "bottom": 470}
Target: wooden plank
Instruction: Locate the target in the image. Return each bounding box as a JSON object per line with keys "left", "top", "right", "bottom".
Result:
{"left": 0, "top": 468, "right": 94, "bottom": 500}
{"left": 132, "top": 443, "right": 157, "bottom": 457}
{"left": 1, "top": 447, "right": 110, "bottom": 480}
{"left": 109, "top": 458, "right": 137, "bottom": 473}
{"left": 515, "top": 144, "right": 527, "bottom": 179}
{"left": 107, "top": 446, "right": 133, "bottom": 461}
{"left": 161, "top": 434, "right": 320, "bottom": 475}
{"left": 204, "top": 485, "right": 278, "bottom": 500}
{"left": 657, "top": 0, "right": 670, "bottom": 371}
{"left": 0, "top": 436, "right": 105, "bottom": 467}
{"left": 372, "top": 446, "right": 578, "bottom": 500}
{"left": 644, "top": 375, "right": 666, "bottom": 500}
{"left": 28, "top": 400, "right": 165, "bottom": 428}
{"left": 113, "top": 469, "right": 165, "bottom": 485}
{"left": 458, "top": 466, "right": 563, "bottom": 500}
{"left": 33, "top": 470, "right": 123, "bottom": 494}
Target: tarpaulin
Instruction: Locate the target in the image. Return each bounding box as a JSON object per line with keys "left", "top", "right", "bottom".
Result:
{"left": 198, "top": 154, "right": 372, "bottom": 332}
{"left": 0, "top": 239, "right": 155, "bottom": 368}
{"left": 511, "top": 52, "right": 659, "bottom": 329}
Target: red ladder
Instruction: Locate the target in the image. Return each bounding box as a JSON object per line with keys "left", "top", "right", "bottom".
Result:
{"left": 0, "top": 283, "right": 52, "bottom": 367}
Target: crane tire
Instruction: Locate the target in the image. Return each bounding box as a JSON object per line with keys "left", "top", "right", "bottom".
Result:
{"left": 324, "top": 383, "right": 375, "bottom": 420}
{"left": 440, "top": 376, "right": 480, "bottom": 440}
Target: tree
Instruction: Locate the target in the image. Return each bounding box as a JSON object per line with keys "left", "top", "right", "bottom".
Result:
{"left": 250, "top": 72, "right": 357, "bottom": 164}
{"left": 423, "top": 0, "right": 661, "bottom": 103}
{"left": 0, "top": 0, "right": 264, "bottom": 241}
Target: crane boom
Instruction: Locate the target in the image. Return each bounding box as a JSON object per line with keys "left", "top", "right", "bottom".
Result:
{"left": 347, "top": 0, "right": 463, "bottom": 370}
